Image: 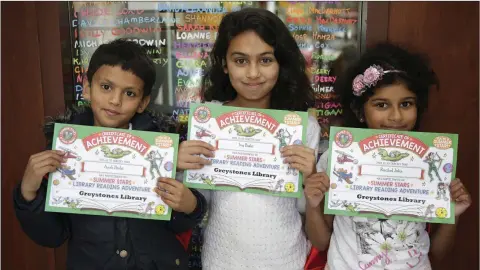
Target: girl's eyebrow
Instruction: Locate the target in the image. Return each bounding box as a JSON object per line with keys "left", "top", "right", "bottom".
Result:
{"left": 370, "top": 96, "right": 416, "bottom": 102}
{"left": 230, "top": 51, "right": 274, "bottom": 57}
{"left": 369, "top": 98, "right": 388, "bottom": 102}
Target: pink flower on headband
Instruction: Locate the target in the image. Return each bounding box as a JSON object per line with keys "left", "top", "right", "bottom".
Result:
{"left": 352, "top": 64, "right": 402, "bottom": 96}
{"left": 352, "top": 75, "right": 365, "bottom": 96}
{"left": 363, "top": 65, "right": 383, "bottom": 86}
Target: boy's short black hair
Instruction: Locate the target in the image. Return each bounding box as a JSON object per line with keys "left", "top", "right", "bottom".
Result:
{"left": 86, "top": 38, "right": 156, "bottom": 97}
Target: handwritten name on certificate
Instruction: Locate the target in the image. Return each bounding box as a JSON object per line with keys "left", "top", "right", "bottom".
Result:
{"left": 45, "top": 124, "right": 178, "bottom": 220}
{"left": 324, "top": 127, "right": 458, "bottom": 224}
{"left": 184, "top": 103, "right": 308, "bottom": 198}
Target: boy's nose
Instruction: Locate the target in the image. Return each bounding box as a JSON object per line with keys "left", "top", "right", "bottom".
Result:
{"left": 109, "top": 92, "right": 122, "bottom": 106}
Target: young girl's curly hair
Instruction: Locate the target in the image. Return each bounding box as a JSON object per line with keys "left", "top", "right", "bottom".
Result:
{"left": 335, "top": 42, "right": 439, "bottom": 130}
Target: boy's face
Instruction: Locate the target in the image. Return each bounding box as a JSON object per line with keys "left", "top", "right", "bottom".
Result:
{"left": 83, "top": 65, "right": 150, "bottom": 129}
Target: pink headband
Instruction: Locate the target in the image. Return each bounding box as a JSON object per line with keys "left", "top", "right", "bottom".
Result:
{"left": 352, "top": 64, "right": 403, "bottom": 96}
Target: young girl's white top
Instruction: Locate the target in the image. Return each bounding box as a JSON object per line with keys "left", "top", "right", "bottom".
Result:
{"left": 200, "top": 101, "right": 320, "bottom": 270}
{"left": 317, "top": 151, "right": 432, "bottom": 270}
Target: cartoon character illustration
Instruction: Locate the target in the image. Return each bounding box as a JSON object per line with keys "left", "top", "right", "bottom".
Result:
{"left": 234, "top": 125, "right": 262, "bottom": 137}
{"left": 332, "top": 167, "right": 353, "bottom": 184}
{"left": 343, "top": 201, "right": 358, "bottom": 213}
{"left": 188, "top": 172, "right": 200, "bottom": 180}
{"left": 64, "top": 198, "right": 80, "bottom": 209}
{"left": 57, "top": 165, "right": 76, "bottom": 180}
{"left": 284, "top": 182, "right": 295, "bottom": 192}
{"left": 287, "top": 165, "right": 298, "bottom": 176}
{"left": 435, "top": 207, "right": 448, "bottom": 218}
{"left": 330, "top": 200, "right": 358, "bottom": 212}
{"left": 100, "top": 146, "right": 132, "bottom": 159}
{"left": 188, "top": 173, "right": 214, "bottom": 186}
{"left": 194, "top": 125, "right": 216, "bottom": 139}
{"left": 58, "top": 146, "right": 81, "bottom": 161}
{"left": 436, "top": 182, "right": 449, "bottom": 201}
{"left": 275, "top": 128, "right": 292, "bottom": 150}
{"left": 424, "top": 152, "right": 442, "bottom": 182}
{"left": 143, "top": 201, "right": 155, "bottom": 216}
{"left": 423, "top": 204, "right": 435, "bottom": 220}
{"left": 273, "top": 179, "right": 284, "bottom": 192}
{"left": 335, "top": 150, "right": 358, "bottom": 164}
{"left": 377, "top": 148, "right": 409, "bottom": 162}
{"left": 51, "top": 196, "right": 64, "bottom": 205}
{"left": 200, "top": 174, "right": 215, "bottom": 186}
{"left": 145, "top": 150, "right": 165, "bottom": 180}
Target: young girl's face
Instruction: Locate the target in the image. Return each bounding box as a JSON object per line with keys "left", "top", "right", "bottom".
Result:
{"left": 363, "top": 83, "right": 417, "bottom": 131}
{"left": 224, "top": 31, "right": 279, "bottom": 106}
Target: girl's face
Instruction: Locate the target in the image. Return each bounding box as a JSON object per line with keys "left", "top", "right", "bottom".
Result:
{"left": 224, "top": 31, "right": 279, "bottom": 107}
{"left": 363, "top": 83, "right": 417, "bottom": 131}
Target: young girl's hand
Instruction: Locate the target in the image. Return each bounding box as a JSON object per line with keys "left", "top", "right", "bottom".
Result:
{"left": 280, "top": 145, "right": 316, "bottom": 178}
{"left": 155, "top": 178, "right": 197, "bottom": 214}
{"left": 177, "top": 140, "right": 215, "bottom": 171}
{"left": 450, "top": 178, "right": 472, "bottom": 217}
{"left": 304, "top": 173, "right": 330, "bottom": 208}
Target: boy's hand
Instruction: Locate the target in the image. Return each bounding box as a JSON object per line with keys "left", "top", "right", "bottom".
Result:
{"left": 155, "top": 178, "right": 197, "bottom": 214}
{"left": 304, "top": 172, "right": 330, "bottom": 209}
{"left": 177, "top": 140, "right": 215, "bottom": 171}
{"left": 21, "top": 150, "right": 66, "bottom": 201}
{"left": 280, "top": 145, "right": 316, "bottom": 178}
{"left": 450, "top": 178, "right": 471, "bottom": 217}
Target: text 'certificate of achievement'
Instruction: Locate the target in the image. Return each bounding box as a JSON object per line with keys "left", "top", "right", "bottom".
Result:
{"left": 45, "top": 123, "right": 179, "bottom": 221}
{"left": 324, "top": 127, "right": 458, "bottom": 224}
{"left": 184, "top": 103, "right": 308, "bottom": 198}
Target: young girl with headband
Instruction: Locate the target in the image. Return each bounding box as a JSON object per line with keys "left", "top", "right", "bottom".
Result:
{"left": 304, "top": 43, "right": 472, "bottom": 269}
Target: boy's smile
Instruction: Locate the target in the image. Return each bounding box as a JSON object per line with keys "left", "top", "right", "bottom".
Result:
{"left": 83, "top": 65, "right": 150, "bottom": 129}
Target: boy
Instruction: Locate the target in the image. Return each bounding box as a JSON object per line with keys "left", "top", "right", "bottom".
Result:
{"left": 13, "top": 39, "right": 207, "bottom": 270}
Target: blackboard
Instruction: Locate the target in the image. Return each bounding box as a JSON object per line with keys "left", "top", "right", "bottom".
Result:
{"left": 65, "top": 2, "right": 365, "bottom": 268}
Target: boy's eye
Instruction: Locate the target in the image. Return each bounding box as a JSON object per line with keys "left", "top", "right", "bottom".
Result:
{"left": 101, "top": 84, "right": 111, "bottom": 90}
{"left": 125, "top": 91, "right": 136, "bottom": 97}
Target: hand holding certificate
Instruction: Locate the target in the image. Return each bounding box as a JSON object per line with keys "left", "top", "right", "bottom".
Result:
{"left": 324, "top": 127, "right": 459, "bottom": 224}
{"left": 184, "top": 103, "right": 309, "bottom": 198}
{"left": 45, "top": 124, "right": 179, "bottom": 220}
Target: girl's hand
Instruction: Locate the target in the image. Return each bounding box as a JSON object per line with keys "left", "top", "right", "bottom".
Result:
{"left": 304, "top": 173, "right": 330, "bottom": 208}
{"left": 155, "top": 178, "right": 197, "bottom": 214}
{"left": 450, "top": 178, "right": 471, "bottom": 217}
{"left": 177, "top": 140, "right": 215, "bottom": 171}
{"left": 280, "top": 145, "right": 316, "bottom": 178}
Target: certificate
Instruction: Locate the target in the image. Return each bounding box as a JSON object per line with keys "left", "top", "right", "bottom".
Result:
{"left": 184, "top": 103, "right": 308, "bottom": 198}
{"left": 324, "top": 126, "right": 458, "bottom": 224}
{"left": 45, "top": 123, "right": 179, "bottom": 220}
